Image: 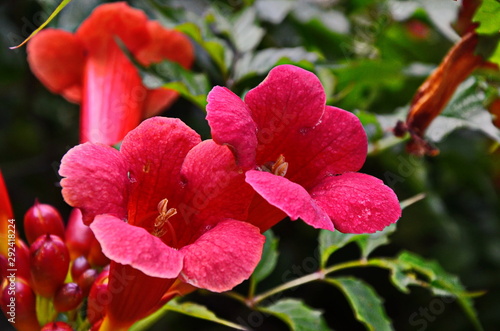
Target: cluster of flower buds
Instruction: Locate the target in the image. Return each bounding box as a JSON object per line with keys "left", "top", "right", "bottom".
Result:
{"left": 0, "top": 201, "right": 111, "bottom": 330}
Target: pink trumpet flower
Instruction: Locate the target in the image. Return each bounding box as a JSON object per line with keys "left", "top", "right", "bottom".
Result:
{"left": 207, "top": 65, "right": 402, "bottom": 233}
{"left": 59, "top": 117, "right": 264, "bottom": 330}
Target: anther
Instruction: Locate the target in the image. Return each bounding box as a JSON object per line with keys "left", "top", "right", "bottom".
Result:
{"left": 271, "top": 154, "right": 288, "bottom": 177}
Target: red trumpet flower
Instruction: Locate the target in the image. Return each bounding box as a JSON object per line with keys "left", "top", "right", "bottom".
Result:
{"left": 27, "top": 2, "right": 194, "bottom": 145}
{"left": 59, "top": 117, "right": 264, "bottom": 329}
{"left": 207, "top": 65, "right": 401, "bottom": 233}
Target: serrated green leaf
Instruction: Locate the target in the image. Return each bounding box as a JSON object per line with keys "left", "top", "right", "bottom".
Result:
{"left": 318, "top": 230, "right": 356, "bottom": 268}
{"left": 327, "top": 277, "right": 393, "bottom": 331}
{"left": 131, "top": 299, "right": 248, "bottom": 331}
{"left": 426, "top": 77, "right": 500, "bottom": 144}
{"left": 473, "top": 0, "right": 500, "bottom": 35}
{"left": 368, "top": 258, "right": 421, "bottom": 294}
{"left": 252, "top": 229, "right": 279, "bottom": 283}
{"left": 261, "top": 299, "right": 331, "bottom": 331}
{"left": 394, "top": 251, "right": 484, "bottom": 330}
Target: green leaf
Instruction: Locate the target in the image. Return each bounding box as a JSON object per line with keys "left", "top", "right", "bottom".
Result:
{"left": 331, "top": 60, "right": 404, "bottom": 110}
{"left": 393, "top": 251, "right": 484, "bottom": 330}
{"left": 252, "top": 229, "right": 279, "bottom": 283}
{"left": 232, "top": 8, "right": 265, "bottom": 53}
{"left": 144, "top": 60, "right": 211, "bottom": 110}
{"left": 10, "top": 0, "right": 73, "bottom": 49}
{"left": 353, "top": 224, "right": 397, "bottom": 259}
{"left": 318, "top": 230, "right": 356, "bottom": 268}
{"left": 354, "top": 110, "right": 384, "bottom": 142}
{"left": 326, "top": 277, "right": 393, "bottom": 331}
{"left": 318, "top": 224, "right": 397, "bottom": 267}
{"left": 131, "top": 299, "right": 247, "bottom": 331}
{"left": 477, "top": 34, "right": 500, "bottom": 67}
{"left": 473, "top": 0, "right": 500, "bottom": 35}
{"left": 176, "top": 22, "right": 228, "bottom": 75}
{"left": 255, "top": 0, "right": 294, "bottom": 24}
{"left": 261, "top": 299, "right": 331, "bottom": 331}
{"left": 426, "top": 77, "right": 500, "bottom": 144}
{"left": 233, "top": 47, "right": 317, "bottom": 82}
{"left": 368, "top": 258, "right": 422, "bottom": 294}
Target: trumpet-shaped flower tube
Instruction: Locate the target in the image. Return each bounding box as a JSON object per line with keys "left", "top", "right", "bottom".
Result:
{"left": 207, "top": 64, "right": 401, "bottom": 233}
{"left": 27, "top": 2, "right": 194, "bottom": 145}
{"left": 59, "top": 117, "right": 264, "bottom": 329}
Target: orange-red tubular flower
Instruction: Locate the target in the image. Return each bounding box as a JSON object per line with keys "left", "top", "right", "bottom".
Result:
{"left": 27, "top": 2, "right": 193, "bottom": 145}
{"left": 394, "top": 31, "right": 485, "bottom": 156}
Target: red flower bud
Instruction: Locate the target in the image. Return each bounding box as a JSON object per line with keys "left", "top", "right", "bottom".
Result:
{"left": 30, "top": 234, "right": 69, "bottom": 297}
{"left": 87, "top": 269, "right": 109, "bottom": 327}
{"left": 1, "top": 278, "right": 40, "bottom": 331}
{"left": 15, "top": 239, "right": 32, "bottom": 283}
{"left": 41, "top": 321, "right": 73, "bottom": 330}
{"left": 71, "top": 255, "right": 91, "bottom": 280}
{"left": 77, "top": 268, "right": 99, "bottom": 297}
{"left": 65, "top": 208, "right": 93, "bottom": 260}
{"left": 24, "top": 201, "right": 65, "bottom": 245}
{"left": 53, "top": 282, "right": 83, "bottom": 312}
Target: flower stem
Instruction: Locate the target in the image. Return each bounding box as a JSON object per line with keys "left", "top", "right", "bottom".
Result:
{"left": 250, "top": 259, "right": 371, "bottom": 306}
{"left": 36, "top": 295, "right": 56, "bottom": 326}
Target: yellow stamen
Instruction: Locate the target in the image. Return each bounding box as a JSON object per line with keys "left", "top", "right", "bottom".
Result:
{"left": 265, "top": 154, "right": 288, "bottom": 177}
{"left": 153, "top": 198, "right": 177, "bottom": 238}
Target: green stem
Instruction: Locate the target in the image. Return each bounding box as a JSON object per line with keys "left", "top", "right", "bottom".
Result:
{"left": 36, "top": 295, "right": 56, "bottom": 326}
{"left": 250, "top": 259, "right": 371, "bottom": 306}
{"left": 248, "top": 277, "right": 257, "bottom": 299}
{"left": 368, "top": 135, "right": 408, "bottom": 155}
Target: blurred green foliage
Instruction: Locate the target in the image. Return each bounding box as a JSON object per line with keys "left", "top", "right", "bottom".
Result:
{"left": 1, "top": 0, "right": 500, "bottom": 330}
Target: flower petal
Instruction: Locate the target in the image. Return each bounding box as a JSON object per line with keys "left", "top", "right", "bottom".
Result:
{"left": 179, "top": 220, "right": 264, "bottom": 292}
{"left": 137, "top": 21, "right": 194, "bottom": 117}
{"left": 27, "top": 29, "right": 84, "bottom": 103}
{"left": 90, "top": 215, "right": 183, "bottom": 278}
{"left": 286, "top": 106, "right": 368, "bottom": 189}
{"left": 135, "top": 21, "right": 194, "bottom": 68}
{"left": 79, "top": 45, "right": 145, "bottom": 145}
{"left": 143, "top": 88, "right": 180, "bottom": 118}
{"left": 76, "top": 2, "right": 150, "bottom": 56}
{"left": 179, "top": 140, "right": 253, "bottom": 229}
{"left": 310, "top": 173, "right": 401, "bottom": 233}
{"left": 168, "top": 140, "right": 255, "bottom": 249}
{"left": 59, "top": 143, "right": 129, "bottom": 225}
{"left": 206, "top": 87, "right": 258, "bottom": 169}
{"left": 119, "top": 117, "right": 200, "bottom": 228}
{"left": 245, "top": 170, "right": 334, "bottom": 231}
{"left": 244, "top": 65, "right": 326, "bottom": 164}
{"left": 104, "top": 263, "right": 176, "bottom": 330}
